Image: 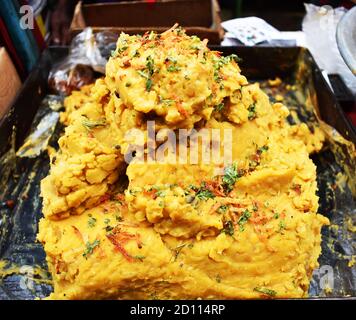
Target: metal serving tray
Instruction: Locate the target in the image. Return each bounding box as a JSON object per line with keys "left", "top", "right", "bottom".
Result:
{"left": 0, "top": 46, "right": 355, "bottom": 299}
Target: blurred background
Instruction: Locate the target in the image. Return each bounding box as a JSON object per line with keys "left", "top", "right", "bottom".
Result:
{"left": 0, "top": 0, "right": 355, "bottom": 72}
{"left": 221, "top": 0, "right": 354, "bottom": 29}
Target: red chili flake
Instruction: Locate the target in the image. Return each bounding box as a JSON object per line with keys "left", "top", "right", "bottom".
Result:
{"left": 143, "top": 189, "right": 157, "bottom": 199}
{"left": 122, "top": 58, "right": 131, "bottom": 67}
{"left": 114, "top": 194, "right": 127, "bottom": 208}
{"left": 292, "top": 184, "right": 302, "bottom": 195}
{"left": 251, "top": 153, "right": 261, "bottom": 163}
{"left": 99, "top": 194, "right": 111, "bottom": 204}
{"left": 209, "top": 202, "right": 221, "bottom": 214}
{"left": 177, "top": 182, "right": 185, "bottom": 189}
{"left": 171, "top": 95, "right": 188, "bottom": 118}
{"left": 250, "top": 211, "right": 269, "bottom": 225}
{"left": 114, "top": 194, "right": 125, "bottom": 203}
{"left": 55, "top": 260, "right": 60, "bottom": 274}
{"left": 203, "top": 180, "right": 225, "bottom": 197}
{"left": 54, "top": 259, "right": 66, "bottom": 274}
{"left": 106, "top": 228, "right": 142, "bottom": 262}
{"left": 5, "top": 200, "right": 15, "bottom": 209}
{"left": 71, "top": 225, "right": 84, "bottom": 242}
{"left": 230, "top": 202, "right": 244, "bottom": 208}
{"left": 100, "top": 94, "right": 110, "bottom": 105}
{"left": 254, "top": 225, "right": 268, "bottom": 242}
{"left": 176, "top": 103, "right": 189, "bottom": 118}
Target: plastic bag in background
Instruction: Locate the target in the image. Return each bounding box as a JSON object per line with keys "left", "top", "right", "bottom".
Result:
{"left": 302, "top": 3, "right": 356, "bottom": 95}
{"left": 48, "top": 28, "right": 118, "bottom": 95}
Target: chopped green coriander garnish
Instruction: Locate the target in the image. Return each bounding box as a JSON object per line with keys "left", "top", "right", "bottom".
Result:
{"left": 196, "top": 189, "right": 215, "bottom": 201}
{"left": 226, "top": 54, "right": 242, "bottom": 63}
{"left": 167, "top": 65, "right": 181, "bottom": 72}
{"left": 238, "top": 209, "right": 251, "bottom": 231}
{"left": 217, "top": 204, "right": 229, "bottom": 214}
{"left": 155, "top": 190, "right": 166, "bottom": 197}
{"left": 222, "top": 220, "right": 235, "bottom": 236}
{"left": 117, "top": 45, "right": 128, "bottom": 54}
{"left": 279, "top": 220, "right": 286, "bottom": 232}
{"left": 257, "top": 145, "right": 269, "bottom": 154}
{"left": 137, "top": 55, "right": 156, "bottom": 92}
{"left": 195, "top": 183, "right": 215, "bottom": 201}
{"left": 254, "top": 287, "right": 277, "bottom": 297}
{"left": 173, "top": 243, "right": 186, "bottom": 261}
{"left": 105, "top": 225, "right": 114, "bottom": 233}
{"left": 248, "top": 103, "right": 257, "bottom": 120}
{"left": 82, "top": 118, "right": 106, "bottom": 131}
{"left": 215, "top": 102, "right": 225, "bottom": 112}
{"left": 146, "top": 55, "right": 155, "bottom": 76}
{"left": 222, "top": 163, "right": 241, "bottom": 193}
{"left": 115, "top": 215, "right": 123, "bottom": 222}
{"left": 137, "top": 70, "right": 148, "bottom": 78}
{"left": 83, "top": 239, "right": 100, "bottom": 259}
{"left": 133, "top": 255, "right": 146, "bottom": 261}
{"left": 146, "top": 78, "right": 153, "bottom": 91}
{"left": 88, "top": 216, "right": 97, "bottom": 228}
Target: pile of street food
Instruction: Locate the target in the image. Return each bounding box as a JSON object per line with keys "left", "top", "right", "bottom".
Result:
{"left": 38, "top": 26, "right": 329, "bottom": 299}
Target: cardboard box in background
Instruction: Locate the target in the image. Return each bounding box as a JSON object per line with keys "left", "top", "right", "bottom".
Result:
{"left": 70, "top": 0, "right": 224, "bottom": 44}
{"left": 0, "top": 47, "right": 21, "bottom": 120}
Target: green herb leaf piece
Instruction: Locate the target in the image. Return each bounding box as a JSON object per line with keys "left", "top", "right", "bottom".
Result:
{"left": 83, "top": 239, "right": 100, "bottom": 259}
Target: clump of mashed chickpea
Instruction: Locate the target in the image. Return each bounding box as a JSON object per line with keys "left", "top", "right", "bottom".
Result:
{"left": 38, "top": 26, "right": 329, "bottom": 299}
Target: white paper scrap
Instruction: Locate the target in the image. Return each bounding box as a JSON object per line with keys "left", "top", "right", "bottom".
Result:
{"left": 222, "top": 17, "right": 280, "bottom": 46}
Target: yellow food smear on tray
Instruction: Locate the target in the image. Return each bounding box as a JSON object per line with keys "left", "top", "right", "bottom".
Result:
{"left": 38, "top": 26, "right": 329, "bottom": 299}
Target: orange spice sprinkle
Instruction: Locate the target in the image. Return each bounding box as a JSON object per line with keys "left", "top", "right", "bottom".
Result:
{"left": 71, "top": 225, "right": 84, "bottom": 243}
{"left": 106, "top": 228, "right": 142, "bottom": 262}
{"left": 209, "top": 202, "right": 221, "bottom": 215}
